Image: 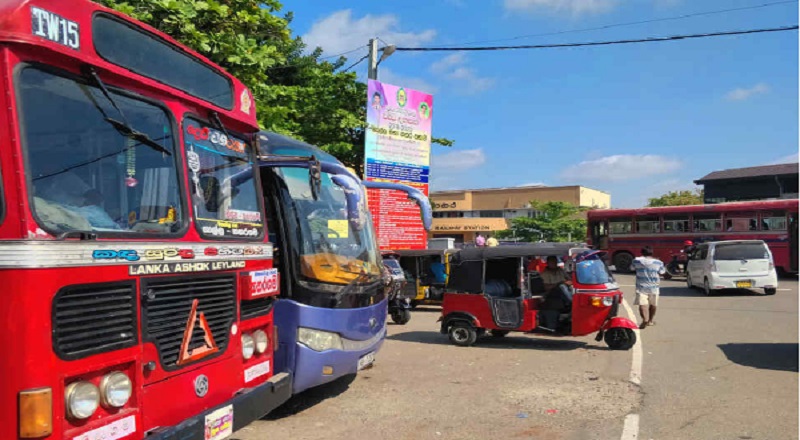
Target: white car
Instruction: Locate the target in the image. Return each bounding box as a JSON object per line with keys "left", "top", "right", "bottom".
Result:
{"left": 686, "top": 240, "right": 778, "bottom": 296}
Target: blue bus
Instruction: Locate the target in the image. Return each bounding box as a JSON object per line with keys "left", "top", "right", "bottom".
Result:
{"left": 258, "top": 132, "right": 431, "bottom": 394}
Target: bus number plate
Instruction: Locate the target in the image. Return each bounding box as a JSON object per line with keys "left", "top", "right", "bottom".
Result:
{"left": 357, "top": 352, "right": 375, "bottom": 370}
{"left": 205, "top": 405, "right": 233, "bottom": 440}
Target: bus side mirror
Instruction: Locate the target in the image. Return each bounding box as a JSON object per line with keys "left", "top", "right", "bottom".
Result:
{"left": 330, "top": 174, "right": 366, "bottom": 233}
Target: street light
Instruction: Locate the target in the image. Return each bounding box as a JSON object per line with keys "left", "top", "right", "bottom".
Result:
{"left": 368, "top": 40, "right": 395, "bottom": 80}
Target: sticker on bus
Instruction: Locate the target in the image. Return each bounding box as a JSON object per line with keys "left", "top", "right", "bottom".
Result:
{"left": 31, "top": 7, "right": 79, "bottom": 50}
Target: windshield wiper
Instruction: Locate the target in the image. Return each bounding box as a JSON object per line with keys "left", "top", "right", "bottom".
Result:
{"left": 81, "top": 66, "right": 171, "bottom": 156}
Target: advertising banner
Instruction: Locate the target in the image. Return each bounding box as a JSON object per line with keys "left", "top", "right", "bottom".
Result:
{"left": 365, "top": 79, "right": 432, "bottom": 250}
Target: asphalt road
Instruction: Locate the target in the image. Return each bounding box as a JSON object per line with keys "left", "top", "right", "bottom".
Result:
{"left": 235, "top": 275, "right": 798, "bottom": 440}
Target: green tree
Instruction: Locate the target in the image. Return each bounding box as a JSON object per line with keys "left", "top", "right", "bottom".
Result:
{"left": 647, "top": 189, "right": 704, "bottom": 207}
{"left": 96, "top": 0, "right": 452, "bottom": 173}
{"left": 495, "top": 201, "right": 587, "bottom": 243}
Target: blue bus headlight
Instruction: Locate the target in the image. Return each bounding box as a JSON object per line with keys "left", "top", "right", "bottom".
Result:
{"left": 297, "top": 327, "right": 344, "bottom": 352}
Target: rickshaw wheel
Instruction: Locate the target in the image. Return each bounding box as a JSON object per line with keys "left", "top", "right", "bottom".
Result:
{"left": 489, "top": 330, "right": 509, "bottom": 338}
{"left": 448, "top": 322, "right": 478, "bottom": 347}
{"left": 604, "top": 327, "right": 636, "bottom": 350}
{"left": 391, "top": 309, "right": 411, "bottom": 325}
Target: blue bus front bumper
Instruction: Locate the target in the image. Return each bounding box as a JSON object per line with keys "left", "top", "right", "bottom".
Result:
{"left": 274, "top": 298, "right": 388, "bottom": 394}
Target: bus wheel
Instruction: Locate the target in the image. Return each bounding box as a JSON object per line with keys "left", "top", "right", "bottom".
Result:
{"left": 613, "top": 253, "right": 634, "bottom": 274}
{"left": 448, "top": 322, "right": 477, "bottom": 347}
{"left": 391, "top": 309, "right": 411, "bottom": 325}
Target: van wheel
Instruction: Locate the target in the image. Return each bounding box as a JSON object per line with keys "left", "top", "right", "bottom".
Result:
{"left": 613, "top": 253, "right": 634, "bottom": 274}
{"left": 703, "top": 278, "right": 714, "bottom": 296}
{"left": 604, "top": 328, "right": 636, "bottom": 350}
{"left": 448, "top": 322, "right": 478, "bottom": 347}
{"left": 765, "top": 288, "right": 777, "bottom": 296}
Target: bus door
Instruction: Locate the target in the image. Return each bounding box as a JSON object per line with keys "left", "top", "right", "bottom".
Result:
{"left": 590, "top": 220, "right": 609, "bottom": 250}
{"left": 791, "top": 213, "right": 798, "bottom": 272}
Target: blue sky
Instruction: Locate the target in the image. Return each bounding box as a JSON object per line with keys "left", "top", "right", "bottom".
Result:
{"left": 281, "top": 0, "right": 798, "bottom": 207}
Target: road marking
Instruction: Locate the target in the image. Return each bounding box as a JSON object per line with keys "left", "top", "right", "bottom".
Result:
{"left": 620, "top": 298, "right": 642, "bottom": 440}
{"left": 621, "top": 414, "right": 640, "bottom": 440}
{"left": 621, "top": 298, "right": 643, "bottom": 386}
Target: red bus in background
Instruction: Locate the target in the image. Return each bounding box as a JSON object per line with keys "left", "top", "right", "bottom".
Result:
{"left": 587, "top": 199, "right": 799, "bottom": 274}
{"left": 1, "top": 1, "right": 290, "bottom": 439}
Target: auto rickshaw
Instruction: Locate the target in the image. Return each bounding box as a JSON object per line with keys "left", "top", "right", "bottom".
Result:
{"left": 396, "top": 249, "right": 457, "bottom": 307}
{"left": 382, "top": 252, "right": 414, "bottom": 324}
{"left": 438, "top": 244, "right": 638, "bottom": 350}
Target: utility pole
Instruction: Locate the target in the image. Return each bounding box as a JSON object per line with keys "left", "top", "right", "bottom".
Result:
{"left": 367, "top": 38, "right": 379, "bottom": 80}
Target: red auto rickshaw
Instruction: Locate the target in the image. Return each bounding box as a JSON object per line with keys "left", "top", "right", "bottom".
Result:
{"left": 438, "top": 244, "right": 638, "bottom": 350}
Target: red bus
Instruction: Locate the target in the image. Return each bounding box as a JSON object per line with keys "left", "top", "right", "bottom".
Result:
{"left": 587, "top": 199, "right": 799, "bottom": 274}
{"left": 1, "top": 1, "right": 290, "bottom": 439}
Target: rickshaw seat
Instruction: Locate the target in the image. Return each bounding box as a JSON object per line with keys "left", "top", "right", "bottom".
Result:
{"left": 528, "top": 272, "right": 547, "bottom": 295}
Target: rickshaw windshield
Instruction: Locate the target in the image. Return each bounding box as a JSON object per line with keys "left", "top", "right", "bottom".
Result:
{"left": 576, "top": 259, "right": 614, "bottom": 285}
{"left": 278, "top": 167, "right": 381, "bottom": 286}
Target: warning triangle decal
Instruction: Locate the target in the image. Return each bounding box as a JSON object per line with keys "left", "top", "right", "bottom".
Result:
{"left": 177, "top": 298, "right": 219, "bottom": 365}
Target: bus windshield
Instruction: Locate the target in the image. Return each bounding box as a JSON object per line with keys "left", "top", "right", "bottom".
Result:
{"left": 279, "top": 167, "right": 381, "bottom": 285}
{"left": 19, "top": 67, "right": 183, "bottom": 235}
{"left": 184, "top": 118, "right": 263, "bottom": 239}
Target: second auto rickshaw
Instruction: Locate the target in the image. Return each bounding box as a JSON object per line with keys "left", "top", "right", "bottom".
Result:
{"left": 396, "top": 249, "right": 456, "bottom": 307}
{"left": 438, "top": 244, "right": 638, "bottom": 350}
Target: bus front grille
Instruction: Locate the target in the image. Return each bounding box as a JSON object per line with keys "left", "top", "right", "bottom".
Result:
{"left": 53, "top": 281, "right": 137, "bottom": 360}
{"left": 142, "top": 274, "right": 236, "bottom": 369}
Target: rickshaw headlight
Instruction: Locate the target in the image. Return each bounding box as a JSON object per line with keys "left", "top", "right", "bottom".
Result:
{"left": 298, "top": 327, "right": 343, "bottom": 352}
{"left": 253, "top": 330, "right": 269, "bottom": 354}
{"left": 65, "top": 381, "right": 100, "bottom": 420}
{"left": 241, "top": 333, "right": 255, "bottom": 359}
{"left": 602, "top": 296, "right": 614, "bottom": 307}
{"left": 100, "top": 371, "right": 132, "bottom": 408}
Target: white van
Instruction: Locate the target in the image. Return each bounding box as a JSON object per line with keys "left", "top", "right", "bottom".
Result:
{"left": 686, "top": 240, "right": 778, "bottom": 296}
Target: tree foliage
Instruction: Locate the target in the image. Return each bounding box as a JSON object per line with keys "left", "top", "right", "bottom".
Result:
{"left": 96, "top": 0, "right": 451, "bottom": 173}
{"left": 495, "top": 201, "right": 587, "bottom": 243}
{"left": 647, "top": 189, "right": 704, "bottom": 207}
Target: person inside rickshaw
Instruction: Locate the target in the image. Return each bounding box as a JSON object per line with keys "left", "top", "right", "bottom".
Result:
{"left": 537, "top": 256, "right": 574, "bottom": 331}
{"left": 429, "top": 255, "right": 447, "bottom": 284}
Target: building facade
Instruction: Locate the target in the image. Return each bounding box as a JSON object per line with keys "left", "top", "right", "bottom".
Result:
{"left": 429, "top": 185, "right": 610, "bottom": 243}
{"left": 694, "top": 163, "right": 798, "bottom": 204}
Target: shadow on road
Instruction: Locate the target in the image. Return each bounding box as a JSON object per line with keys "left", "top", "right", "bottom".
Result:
{"left": 718, "top": 343, "right": 799, "bottom": 372}
{"left": 411, "top": 306, "right": 441, "bottom": 313}
{"left": 387, "top": 330, "right": 600, "bottom": 351}
{"left": 660, "top": 286, "right": 768, "bottom": 298}
{"left": 262, "top": 374, "right": 357, "bottom": 420}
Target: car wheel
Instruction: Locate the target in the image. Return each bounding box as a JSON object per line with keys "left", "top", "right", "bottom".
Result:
{"left": 765, "top": 287, "right": 777, "bottom": 296}
{"left": 448, "top": 322, "right": 478, "bottom": 347}
{"left": 391, "top": 309, "right": 411, "bottom": 325}
{"left": 489, "top": 330, "right": 509, "bottom": 338}
{"left": 604, "top": 327, "right": 637, "bottom": 350}
{"left": 613, "top": 253, "right": 634, "bottom": 274}
{"left": 703, "top": 278, "right": 714, "bottom": 296}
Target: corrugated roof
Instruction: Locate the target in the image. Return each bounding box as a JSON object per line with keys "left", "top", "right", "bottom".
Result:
{"left": 695, "top": 163, "right": 798, "bottom": 183}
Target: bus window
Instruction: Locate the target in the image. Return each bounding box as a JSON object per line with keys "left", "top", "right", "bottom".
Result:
{"left": 724, "top": 213, "right": 758, "bottom": 231}
{"left": 663, "top": 215, "right": 689, "bottom": 233}
{"left": 761, "top": 211, "right": 787, "bottom": 231}
{"left": 609, "top": 220, "right": 632, "bottom": 234}
{"left": 636, "top": 216, "right": 660, "bottom": 234}
{"left": 693, "top": 214, "right": 721, "bottom": 232}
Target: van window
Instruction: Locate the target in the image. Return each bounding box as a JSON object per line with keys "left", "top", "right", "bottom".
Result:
{"left": 694, "top": 246, "right": 708, "bottom": 260}
{"left": 713, "top": 243, "right": 769, "bottom": 260}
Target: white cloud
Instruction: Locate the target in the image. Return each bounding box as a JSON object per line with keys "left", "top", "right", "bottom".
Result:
{"left": 302, "top": 10, "right": 436, "bottom": 56}
{"left": 560, "top": 154, "right": 682, "bottom": 182}
{"left": 432, "top": 148, "right": 486, "bottom": 172}
{"left": 429, "top": 54, "right": 494, "bottom": 95}
{"left": 725, "top": 83, "right": 770, "bottom": 101}
{"left": 379, "top": 68, "right": 438, "bottom": 94}
{"left": 767, "top": 153, "right": 799, "bottom": 165}
{"left": 504, "top": 0, "right": 617, "bottom": 15}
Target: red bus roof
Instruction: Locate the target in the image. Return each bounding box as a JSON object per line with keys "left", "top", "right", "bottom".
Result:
{"left": 588, "top": 199, "right": 799, "bottom": 218}
{"left": 0, "top": 0, "right": 257, "bottom": 129}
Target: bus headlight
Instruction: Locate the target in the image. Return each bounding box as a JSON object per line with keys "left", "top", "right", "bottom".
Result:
{"left": 100, "top": 372, "right": 132, "bottom": 408}
{"left": 242, "top": 333, "right": 255, "bottom": 359}
{"left": 297, "top": 327, "right": 343, "bottom": 352}
{"left": 253, "top": 330, "right": 268, "bottom": 354}
{"left": 65, "top": 381, "right": 99, "bottom": 420}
